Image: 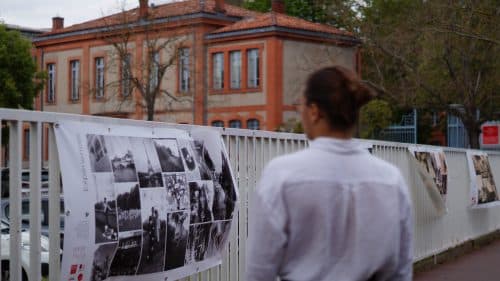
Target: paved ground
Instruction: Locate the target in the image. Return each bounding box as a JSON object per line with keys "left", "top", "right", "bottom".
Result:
{"left": 414, "top": 239, "right": 500, "bottom": 281}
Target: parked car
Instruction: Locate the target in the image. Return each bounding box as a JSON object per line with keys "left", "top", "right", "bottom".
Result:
{"left": 1, "top": 219, "right": 51, "bottom": 280}
{"left": 1, "top": 196, "right": 65, "bottom": 248}
{"left": 0, "top": 168, "right": 49, "bottom": 198}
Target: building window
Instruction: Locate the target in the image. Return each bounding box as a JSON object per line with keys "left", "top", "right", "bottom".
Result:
{"left": 70, "top": 60, "right": 80, "bottom": 101}
{"left": 247, "top": 119, "right": 260, "bottom": 130}
{"left": 229, "top": 120, "right": 242, "bottom": 128}
{"left": 230, "top": 51, "right": 241, "bottom": 89}
{"left": 95, "top": 57, "right": 105, "bottom": 98}
{"left": 211, "top": 120, "right": 224, "bottom": 127}
{"left": 213, "top": 52, "right": 224, "bottom": 90}
{"left": 179, "top": 48, "right": 190, "bottom": 93}
{"left": 122, "top": 54, "right": 132, "bottom": 97}
{"left": 150, "top": 52, "right": 160, "bottom": 92}
{"left": 247, "top": 49, "right": 259, "bottom": 88}
{"left": 47, "top": 63, "right": 56, "bottom": 103}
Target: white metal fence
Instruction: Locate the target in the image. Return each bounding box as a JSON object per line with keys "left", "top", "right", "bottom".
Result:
{"left": 1, "top": 108, "right": 500, "bottom": 281}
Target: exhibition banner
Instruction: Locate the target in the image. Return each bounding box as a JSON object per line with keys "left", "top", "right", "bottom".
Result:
{"left": 408, "top": 146, "right": 448, "bottom": 214}
{"left": 55, "top": 121, "right": 238, "bottom": 281}
{"left": 467, "top": 151, "right": 500, "bottom": 208}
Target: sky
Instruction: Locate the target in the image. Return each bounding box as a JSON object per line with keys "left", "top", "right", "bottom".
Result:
{"left": 0, "top": 0, "right": 173, "bottom": 29}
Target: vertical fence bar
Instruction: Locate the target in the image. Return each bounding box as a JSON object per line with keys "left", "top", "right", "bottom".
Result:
{"left": 0, "top": 119, "right": 2, "bottom": 281}
{"left": 238, "top": 136, "right": 248, "bottom": 281}
{"left": 29, "top": 122, "right": 42, "bottom": 281}
{"left": 229, "top": 136, "right": 239, "bottom": 281}
{"left": 9, "top": 120, "right": 23, "bottom": 281}
{"left": 48, "top": 125, "right": 61, "bottom": 281}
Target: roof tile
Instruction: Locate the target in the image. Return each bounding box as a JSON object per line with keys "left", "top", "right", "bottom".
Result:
{"left": 210, "top": 12, "right": 353, "bottom": 37}
{"left": 41, "top": 0, "right": 260, "bottom": 36}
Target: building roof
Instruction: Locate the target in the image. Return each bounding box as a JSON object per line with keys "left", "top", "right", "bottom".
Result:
{"left": 35, "top": 0, "right": 359, "bottom": 45}
{"left": 40, "top": 0, "right": 260, "bottom": 37}
{"left": 210, "top": 12, "right": 353, "bottom": 37}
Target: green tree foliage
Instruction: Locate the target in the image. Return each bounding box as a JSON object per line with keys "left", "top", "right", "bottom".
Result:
{"left": 244, "top": 0, "right": 359, "bottom": 30}
{"left": 361, "top": 0, "right": 500, "bottom": 148}
{"left": 0, "top": 24, "right": 44, "bottom": 109}
{"left": 359, "top": 99, "right": 393, "bottom": 139}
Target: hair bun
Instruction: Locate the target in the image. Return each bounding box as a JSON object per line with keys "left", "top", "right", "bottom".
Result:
{"left": 353, "top": 82, "right": 375, "bottom": 108}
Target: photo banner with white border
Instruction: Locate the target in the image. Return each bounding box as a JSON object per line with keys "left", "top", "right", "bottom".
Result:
{"left": 55, "top": 121, "right": 238, "bottom": 281}
{"left": 408, "top": 146, "right": 448, "bottom": 215}
{"left": 466, "top": 151, "right": 500, "bottom": 208}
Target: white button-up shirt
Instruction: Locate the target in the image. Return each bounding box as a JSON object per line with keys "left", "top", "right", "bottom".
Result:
{"left": 246, "top": 137, "right": 413, "bottom": 281}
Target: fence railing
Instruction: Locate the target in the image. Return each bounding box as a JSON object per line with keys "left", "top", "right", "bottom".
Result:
{"left": 1, "top": 108, "right": 500, "bottom": 281}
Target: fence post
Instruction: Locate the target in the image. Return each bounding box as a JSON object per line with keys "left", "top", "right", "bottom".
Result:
{"left": 29, "top": 122, "right": 42, "bottom": 281}
{"left": 48, "top": 125, "right": 61, "bottom": 281}
{"left": 9, "top": 121, "right": 23, "bottom": 281}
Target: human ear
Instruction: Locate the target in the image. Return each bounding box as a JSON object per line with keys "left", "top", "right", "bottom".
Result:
{"left": 308, "top": 103, "right": 322, "bottom": 124}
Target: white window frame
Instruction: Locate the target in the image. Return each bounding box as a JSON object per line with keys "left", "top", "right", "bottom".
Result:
{"left": 230, "top": 51, "right": 241, "bottom": 89}
{"left": 211, "top": 120, "right": 224, "bottom": 127}
{"left": 70, "top": 60, "right": 80, "bottom": 101}
{"left": 247, "top": 119, "right": 260, "bottom": 130}
{"left": 179, "top": 48, "right": 190, "bottom": 93}
{"left": 95, "top": 57, "right": 105, "bottom": 98}
{"left": 229, "top": 120, "right": 242, "bottom": 129}
{"left": 47, "top": 63, "right": 56, "bottom": 103}
{"left": 213, "top": 52, "right": 224, "bottom": 90}
{"left": 247, "top": 49, "right": 259, "bottom": 88}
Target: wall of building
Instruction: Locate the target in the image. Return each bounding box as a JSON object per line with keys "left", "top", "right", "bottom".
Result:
{"left": 43, "top": 49, "right": 84, "bottom": 114}
{"left": 205, "top": 39, "right": 268, "bottom": 128}
{"left": 282, "top": 40, "right": 356, "bottom": 108}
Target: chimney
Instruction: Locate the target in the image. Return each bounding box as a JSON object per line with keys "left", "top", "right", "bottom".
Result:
{"left": 214, "top": 0, "right": 226, "bottom": 13}
{"left": 52, "top": 17, "right": 64, "bottom": 31}
{"left": 139, "top": 0, "right": 149, "bottom": 19}
{"left": 271, "top": 0, "right": 285, "bottom": 13}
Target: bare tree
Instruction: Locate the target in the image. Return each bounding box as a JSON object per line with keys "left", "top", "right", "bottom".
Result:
{"left": 94, "top": 0, "right": 194, "bottom": 121}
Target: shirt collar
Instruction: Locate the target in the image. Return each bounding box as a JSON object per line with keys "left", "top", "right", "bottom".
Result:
{"left": 309, "top": 137, "right": 366, "bottom": 155}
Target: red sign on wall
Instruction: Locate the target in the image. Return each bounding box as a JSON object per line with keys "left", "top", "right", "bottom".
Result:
{"left": 483, "top": 125, "right": 499, "bottom": 145}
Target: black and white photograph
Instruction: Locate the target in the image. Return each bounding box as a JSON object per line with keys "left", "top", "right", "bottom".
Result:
{"left": 165, "top": 174, "right": 189, "bottom": 211}
{"left": 91, "top": 243, "right": 117, "bottom": 281}
{"left": 137, "top": 189, "right": 168, "bottom": 274}
{"left": 213, "top": 152, "right": 237, "bottom": 220}
{"left": 106, "top": 136, "right": 138, "bottom": 183}
{"left": 190, "top": 181, "right": 214, "bottom": 224}
{"left": 178, "top": 139, "right": 202, "bottom": 181}
{"left": 153, "top": 139, "right": 185, "bottom": 173}
{"left": 472, "top": 154, "right": 499, "bottom": 204}
{"left": 130, "top": 137, "right": 164, "bottom": 188}
{"left": 94, "top": 174, "right": 118, "bottom": 243}
{"left": 191, "top": 132, "right": 237, "bottom": 220}
{"left": 206, "top": 221, "right": 231, "bottom": 258}
{"left": 87, "top": 134, "right": 112, "bottom": 172}
{"left": 185, "top": 223, "right": 211, "bottom": 264}
{"left": 413, "top": 150, "right": 448, "bottom": 197}
{"left": 116, "top": 183, "right": 142, "bottom": 232}
{"left": 191, "top": 140, "right": 215, "bottom": 180}
{"left": 108, "top": 231, "right": 142, "bottom": 276}
{"left": 165, "top": 211, "right": 189, "bottom": 270}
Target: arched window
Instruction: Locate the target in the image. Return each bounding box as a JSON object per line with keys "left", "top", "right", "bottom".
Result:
{"left": 211, "top": 120, "right": 224, "bottom": 127}
{"left": 247, "top": 119, "right": 260, "bottom": 130}
{"left": 228, "top": 120, "right": 242, "bottom": 128}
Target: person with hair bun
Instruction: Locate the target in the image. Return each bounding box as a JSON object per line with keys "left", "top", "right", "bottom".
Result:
{"left": 246, "top": 66, "right": 413, "bottom": 281}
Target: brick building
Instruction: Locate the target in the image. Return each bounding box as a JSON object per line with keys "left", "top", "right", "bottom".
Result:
{"left": 33, "top": 0, "right": 361, "bottom": 131}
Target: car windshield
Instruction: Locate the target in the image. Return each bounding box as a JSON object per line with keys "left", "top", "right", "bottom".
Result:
{"left": 2, "top": 170, "right": 49, "bottom": 182}
{"left": 4, "top": 199, "right": 65, "bottom": 228}
{"left": 22, "top": 172, "right": 30, "bottom": 182}
{"left": 1, "top": 221, "right": 8, "bottom": 233}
